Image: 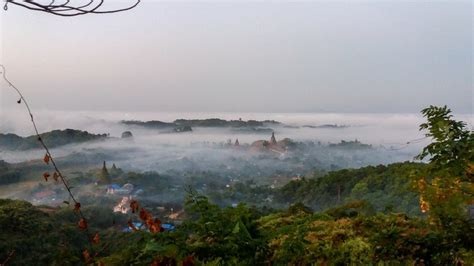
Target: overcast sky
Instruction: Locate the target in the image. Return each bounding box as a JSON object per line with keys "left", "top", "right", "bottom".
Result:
{"left": 0, "top": 0, "right": 472, "bottom": 113}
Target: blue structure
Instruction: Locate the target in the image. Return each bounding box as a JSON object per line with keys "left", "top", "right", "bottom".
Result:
{"left": 108, "top": 184, "right": 121, "bottom": 190}
{"left": 162, "top": 223, "right": 176, "bottom": 231}
{"left": 122, "top": 222, "right": 144, "bottom": 232}
{"left": 122, "top": 222, "right": 176, "bottom": 232}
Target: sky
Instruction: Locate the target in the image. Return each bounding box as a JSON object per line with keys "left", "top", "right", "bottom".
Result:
{"left": 0, "top": 0, "right": 472, "bottom": 114}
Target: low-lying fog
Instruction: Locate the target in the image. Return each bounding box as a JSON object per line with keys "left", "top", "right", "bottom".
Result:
{"left": 1, "top": 110, "right": 472, "bottom": 172}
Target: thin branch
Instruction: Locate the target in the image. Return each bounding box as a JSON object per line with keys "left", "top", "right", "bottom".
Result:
{"left": 0, "top": 64, "right": 94, "bottom": 249}
{"left": 4, "top": 0, "right": 140, "bottom": 16}
{"left": 0, "top": 250, "right": 15, "bottom": 266}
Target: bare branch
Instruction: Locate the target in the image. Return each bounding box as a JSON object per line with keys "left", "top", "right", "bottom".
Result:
{"left": 0, "top": 250, "right": 15, "bottom": 266}
{"left": 4, "top": 0, "right": 140, "bottom": 16}
{"left": 0, "top": 64, "right": 94, "bottom": 250}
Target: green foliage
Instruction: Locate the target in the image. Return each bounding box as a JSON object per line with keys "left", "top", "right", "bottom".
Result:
{"left": 260, "top": 211, "right": 473, "bottom": 265}
{"left": 415, "top": 105, "right": 474, "bottom": 223}
{"left": 0, "top": 199, "right": 131, "bottom": 265}
{"left": 417, "top": 105, "right": 473, "bottom": 176}
{"left": 181, "top": 191, "right": 266, "bottom": 264}
{"left": 277, "top": 162, "right": 424, "bottom": 215}
{"left": 0, "top": 199, "right": 86, "bottom": 265}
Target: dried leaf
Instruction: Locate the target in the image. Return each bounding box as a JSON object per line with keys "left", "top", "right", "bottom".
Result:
{"left": 146, "top": 217, "right": 153, "bottom": 228}
{"left": 92, "top": 232, "right": 100, "bottom": 244}
{"left": 43, "top": 154, "right": 50, "bottom": 164}
{"left": 150, "top": 218, "right": 162, "bottom": 233}
{"left": 150, "top": 224, "right": 160, "bottom": 233}
{"left": 78, "top": 218, "right": 88, "bottom": 230}
{"left": 53, "top": 172, "right": 59, "bottom": 182}
{"left": 127, "top": 219, "right": 138, "bottom": 232}
{"left": 139, "top": 208, "right": 152, "bottom": 222}
{"left": 74, "top": 202, "right": 81, "bottom": 213}
{"left": 43, "top": 172, "right": 50, "bottom": 182}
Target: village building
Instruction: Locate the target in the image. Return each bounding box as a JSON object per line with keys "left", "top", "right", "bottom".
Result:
{"left": 107, "top": 183, "right": 134, "bottom": 195}
{"left": 113, "top": 196, "right": 132, "bottom": 214}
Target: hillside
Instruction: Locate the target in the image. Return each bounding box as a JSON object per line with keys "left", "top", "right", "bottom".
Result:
{"left": 0, "top": 129, "right": 109, "bottom": 150}
{"left": 121, "top": 118, "right": 280, "bottom": 131}
{"left": 207, "top": 162, "right": 423, "bottom": 215}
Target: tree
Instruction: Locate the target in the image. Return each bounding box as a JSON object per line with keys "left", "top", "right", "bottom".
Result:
{"left": 415, "top": 105, "right": 474, "bottom": 224}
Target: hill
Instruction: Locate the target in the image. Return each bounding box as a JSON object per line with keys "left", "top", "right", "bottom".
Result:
{"left": 0, "top": 129, "right": 109, "bottom": 150}
{"left": 121, "top": 118, "right": 280, "bottom": 131}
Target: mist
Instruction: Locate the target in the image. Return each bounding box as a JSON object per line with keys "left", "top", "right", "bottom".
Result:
{"left": 3, "top": 110, "right": 469, "bottom": 171}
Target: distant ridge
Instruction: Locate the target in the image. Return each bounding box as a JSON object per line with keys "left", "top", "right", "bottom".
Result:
{"left": 121, "top": 118, "right": 280, "bottom": 130}
{"left": 0, "top": 129, "right": 109, "bottom": 150}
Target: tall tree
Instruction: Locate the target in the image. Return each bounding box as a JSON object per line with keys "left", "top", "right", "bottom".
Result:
{"left": 415, "top": 105, "right": 474, "bottom": 224}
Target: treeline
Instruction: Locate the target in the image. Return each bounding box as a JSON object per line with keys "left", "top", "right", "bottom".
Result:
{"left": 207, "top": 162, "right": 423, "bottom": 216}
{"left": 122, "top": 118, "right": 280, "bottom": 129}
{"left": 276, "top": 162, "right": 423, "bottom": 215}
{"left": 2, "top": 193, "right": 472, "bottom": 265}
{"left": 0, "top": 161, "right": 20, "bottom": 185}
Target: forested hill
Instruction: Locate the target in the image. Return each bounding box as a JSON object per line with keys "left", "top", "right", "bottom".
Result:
{"left": 121, "top": 118, "right": 280, "bottom": 128}
{"left": 205, "top": 162, "right": 424, "bottom": 216}
{"left": 0, "top": 129, "right": 108, "bottom": 150}
{"left": 276, "top": 162, "right": 424, "bottom": 214}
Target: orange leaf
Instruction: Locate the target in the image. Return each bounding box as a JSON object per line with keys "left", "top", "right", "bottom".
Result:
{"left": 43, "top": 172, "right": 50, "bottom": 182}
{"left": 78, "top": 218, "right": 88, "bottom": 230}
{"left": 128, "top": 219, "right": 138, "bottom": 232}
{"left": 43, "top": 154, "right": 50, "bottom": 164}
{"left": 150, "top": 224, "right": 160, "bottom": 233}
{"left": 82, "top": 249, "right": 91, "bottom": 263}
{"left": 74, "top": 202, "right": 81, "bottom": 213}
{"left": 53, "top": 172, "right": 59, "bottom": 182}
{"left": 139, "top": 208, "right": 151, "bottom": 221}
{"left": 150, "top": 218, "right": 162, "bottom": 233}
{"left": 146, "top": 217, "right": 154, "bottom": 228}
{"left": 92, "top": 232, "right": 100, "bottom": 244}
